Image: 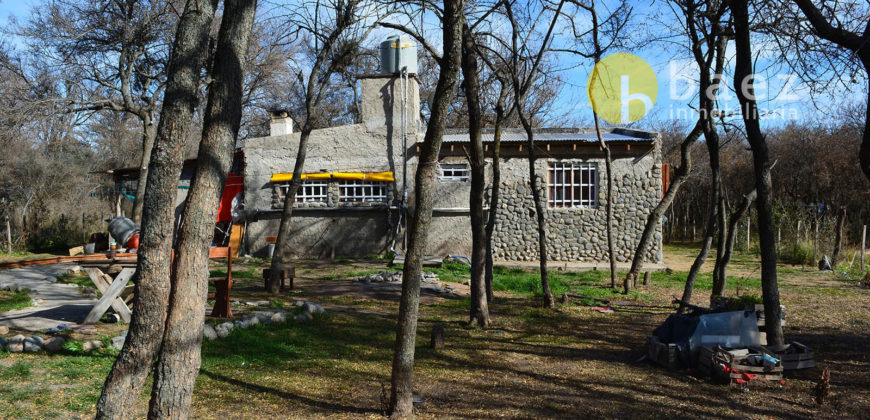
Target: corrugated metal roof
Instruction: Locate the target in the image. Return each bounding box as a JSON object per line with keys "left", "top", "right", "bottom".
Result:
{"left": 441, "top": 132, "right": 652, "bottom": 143}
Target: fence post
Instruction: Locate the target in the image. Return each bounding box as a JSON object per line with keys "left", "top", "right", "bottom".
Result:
{"left": 5, "top": 216, "right": 11, "bottom": 254}
{"left": 746, "top": 213, "right": 751, "bottom": 252}
{"left": 813, "top": 220, "right": 818, "bottom": 265}
{"left": 862, "top": 225, "right": 867, "bottom": 273}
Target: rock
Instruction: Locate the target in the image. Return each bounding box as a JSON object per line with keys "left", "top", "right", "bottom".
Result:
{"left": 270, "top": 311, "right": 287, "bottom": 323}
{"left": 254, "top": 312, "right": 273, "bottom": 325}
{"left": 215, "top": 323, "right": 233, "bottom": 338}
{"left": 0, "top": 325, "right": 9, "bottom": 335}
{"left": 7, "top": 335, "right": 25, "bottom": 353}
{"left": 235, "top": 315, "right": 259, "bottom": 329}
{"left": 302, "top": 302, "right": 324, "bottom": 315}
{"left": 68, "top": 265, "right": 82, "bottom": 274}
{"left": 23, "top": 336, "right": 44, "bottom": 353}
{"left": 44, "top": 276, "right": 57, "bottom": 283}
{"left": 292, "top": 300, "right": 305, "bottom": 307}
{"left": 0, "top": 336, "right": 7, "bottom": 349}
{"left": 43, "top": 337, "right": 65, "bottom": 352}
{"left": 83, "top": 340, "right": 104, "bottom": 351}
{"left": 295, "top": 312, "right": 313, "bottom": 323}
{"left": 818, "top": 255, "right": 832, "bottom": 271}
{"left": 110, "top": 336, "right": 126, "bottom": 350}
{"left": 202, "top": 325, "right": 217, "bottom": 341}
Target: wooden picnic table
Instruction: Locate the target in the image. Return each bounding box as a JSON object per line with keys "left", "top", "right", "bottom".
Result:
{"left": 79, "top": 256, "right": 138, "bottom": 324}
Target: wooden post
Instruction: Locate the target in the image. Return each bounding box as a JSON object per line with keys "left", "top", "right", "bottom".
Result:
{"left": 5, "top": 216, "right": 11, "bottom": 254}
{"left": 746, "top": 212, "right": 751, "bottom": 252}
{"left": 813, "top": 220, "right": 818, "bottom": 265}
{"left": 862, "top": 225, "right": 866, "bottom": 272}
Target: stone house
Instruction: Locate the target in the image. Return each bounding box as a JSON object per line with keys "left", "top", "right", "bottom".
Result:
{"left": 240, "top": 71, "right": 665, "bottom": 266}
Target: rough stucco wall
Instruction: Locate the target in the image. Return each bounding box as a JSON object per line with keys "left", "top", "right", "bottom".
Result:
{"left": 486, "top": 153, "right": 663, "bottom": 263}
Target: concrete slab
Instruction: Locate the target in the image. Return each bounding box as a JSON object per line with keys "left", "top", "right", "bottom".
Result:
{"left": 0, "top": 263, "right": 96, "bottom": 332}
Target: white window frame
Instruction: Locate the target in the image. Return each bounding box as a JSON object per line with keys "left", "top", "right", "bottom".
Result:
{"left": 547, "top": 162, "right": 598, "bottom": 208}
{"left": 438, "top": 163, "right": 470, "bottom": 181}
{"left": 278, "top": 180, "right": 328, "bottom": 203}
{"left": 339, "top": 180, "right": 389, "bottom": 203}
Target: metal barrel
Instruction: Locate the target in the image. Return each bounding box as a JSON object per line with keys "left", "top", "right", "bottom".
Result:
{"left": 107, "top": 217, "right": 139, "bottom": 247}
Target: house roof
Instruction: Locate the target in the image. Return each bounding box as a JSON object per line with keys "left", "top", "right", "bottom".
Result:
{"left": 440, "top": 128, "right": 657, "bottom": 144}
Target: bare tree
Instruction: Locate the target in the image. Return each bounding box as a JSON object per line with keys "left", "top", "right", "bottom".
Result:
{"left": 712, "top": 188, "right": 755, "bottom": 297}
{"left": 461, "top": 19, "right": 491, "bottom": 326}
{"left": 266, "top": 0, "right": 385, "bottom": 294}
{"left": 15, "top": 0, "right": 177, "bottom": 224}
{"left": 732, "top": 0, "right": 784, "bottom": 346}
{"left": 147, "top": 0, "right": 257, "bottom": 417}
{"left": 502, "top": 0, "right": 566, "bottom": 308}
{"left": 95, "top": 0, "right": 218, "bottom": 417}
{"left": 389, "top": 0, "right": 463, "bottom": 416}
{"left": 675, "top": 0, "right": 729, "bottom": 311}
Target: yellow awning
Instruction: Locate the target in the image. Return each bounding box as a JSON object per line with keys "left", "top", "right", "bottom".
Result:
{"left": 270, "top": 171, "right": 395, "bottom": 183}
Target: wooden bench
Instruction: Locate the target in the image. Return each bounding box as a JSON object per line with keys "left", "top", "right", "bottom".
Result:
{"left": 208, "top": 247, "right": 233, "bottom": 318}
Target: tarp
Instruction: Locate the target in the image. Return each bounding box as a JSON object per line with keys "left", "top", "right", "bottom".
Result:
{"left": 269, "top": 171, "right": 395, "bottom": 183}
{"left": 217, "top": 174, "right": 244, "bottom": 222}
{"left": 651, "top": 310, "right": 763, "bottom": 367}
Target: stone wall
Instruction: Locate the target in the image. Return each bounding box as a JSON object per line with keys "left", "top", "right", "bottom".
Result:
{"left": 487, "top": 154, "right": 663, "bottom": 263}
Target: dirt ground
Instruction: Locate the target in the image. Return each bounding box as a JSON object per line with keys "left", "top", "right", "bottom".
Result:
{"left": 1, "top": 245, "right": 869, "bottom": 419}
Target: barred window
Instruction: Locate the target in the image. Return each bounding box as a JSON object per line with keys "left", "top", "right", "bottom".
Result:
{"left": 438, "top": 163, "right": 469, "bottom": 181}
{"left": 339, "top": 180, "right": 388, "bottom": 202}
{"left": 278, "top": 180, "right": 328, "bottom": 203}
{"left": 547, "top": 162, "right": 597, "bottom": 208}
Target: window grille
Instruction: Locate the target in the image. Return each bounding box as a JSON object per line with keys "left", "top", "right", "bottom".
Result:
{"left": 547, "top": 162, "right": 597, "bottom": 208}
{"left": 339, "top": 180, "right": 388, "bottom": 202}
{"left": 438, "top": 163, "right": 470, "bottom": 181}
{"left": 278, "top": 180, "right": 328, "bottom": 203}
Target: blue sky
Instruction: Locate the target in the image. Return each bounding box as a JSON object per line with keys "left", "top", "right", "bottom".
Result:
{"left": 2, "top": 0, "right": 865, "bottom": 131}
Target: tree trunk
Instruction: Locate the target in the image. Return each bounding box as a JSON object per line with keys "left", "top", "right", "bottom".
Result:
{"left": 519, "top": 109, "right": 554, "bottom": 308}
{"left": 484, "top": 92, "right": 507, "bottom": 304}
{"left": 389, "top": 1, "right": 462, "bottom": 417}
{"left": 591, "top": 115, "right": 618, "bottom": 291}
{"left": 831, "top": 206, "right": 846, "bottom": 267}
{"left": 95, "top": 1, "right": 218, "bottom": 418}
{"left": 461, "top": 23, "right": 489, "bottom": 327}
{"left": 131, "top": 114, "right": 157, "bottom": 225}
{"left": 712, "top": 189, "right": 756, "bottom": 300}
{"left": 627, "top": 120, "right": 704, "bottom": 280}
{"left": 147, "top": 0, "right": 256, "bottom": 417}
{"left": 679, "top": 163, "right": 718, "bottom": 312}
{"left": 733, "top": 0, "right": 784, "bottom": 346}
{"left": 711, "top": 190, "right": 727, "bottom": 294}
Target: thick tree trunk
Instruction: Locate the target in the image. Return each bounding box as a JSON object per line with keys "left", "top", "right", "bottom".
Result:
{"left": 147, "top": 1, "right": 256, "bottom": 417}
{"left": 831, "top": 206, "right": 846, "bottom": 267}
{"left": 132, "top": 115, "right": 157, "bottom": 225}
{"left": 733, "top": 0, "right": 784, "bottom": 346}
{"left": 519, "top": 110, "right": 554, "bottom": 308}
{"left": 627, "top": 120, "right": 704, "bottom": 280}
{"left": 461, "top": 23, "right": 490, "bottom": 327}
{"left": 95, "top": 1, "right": 218, "bottom": 418}
{"left": 389, "top": 1, "right": 462, "bottom": 417}
{"left": 712, "top": 189, "right": 756, "bottom": 300}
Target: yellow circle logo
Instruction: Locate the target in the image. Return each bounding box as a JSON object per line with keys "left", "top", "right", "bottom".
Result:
{"left": 587, "top": 53, "right": 657, "bottom": 125}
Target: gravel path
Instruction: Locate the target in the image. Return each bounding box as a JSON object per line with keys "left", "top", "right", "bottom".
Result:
{"left": 0, "top": 263, "right": 95, "bottom": 332}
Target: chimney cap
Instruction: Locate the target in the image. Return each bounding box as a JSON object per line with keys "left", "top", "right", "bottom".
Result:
{"left": 268, "top": 108, "right": 290, "bottom": 119}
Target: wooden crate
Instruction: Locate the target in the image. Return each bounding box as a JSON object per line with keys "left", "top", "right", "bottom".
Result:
{"left": 769, "top": 341, "right": 815, "bottom": 370}
{"left": 698, "top": 346, "right": 783, "bottom": 383}
{"left": 647, "top": 336, "right": 680, "bottom": 369}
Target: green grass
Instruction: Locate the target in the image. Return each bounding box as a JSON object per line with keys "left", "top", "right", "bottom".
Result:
{"left": 0, "top": 289, "right": 33, "bottom": 312}
{"left": 209, "top": 266, "right": 260, "bottom": 279}
{"left": 56, "top": 272, "right": 93, "bottom": 288}
{"left": 0, "top": 361, "right": 33, "bottom": 380}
